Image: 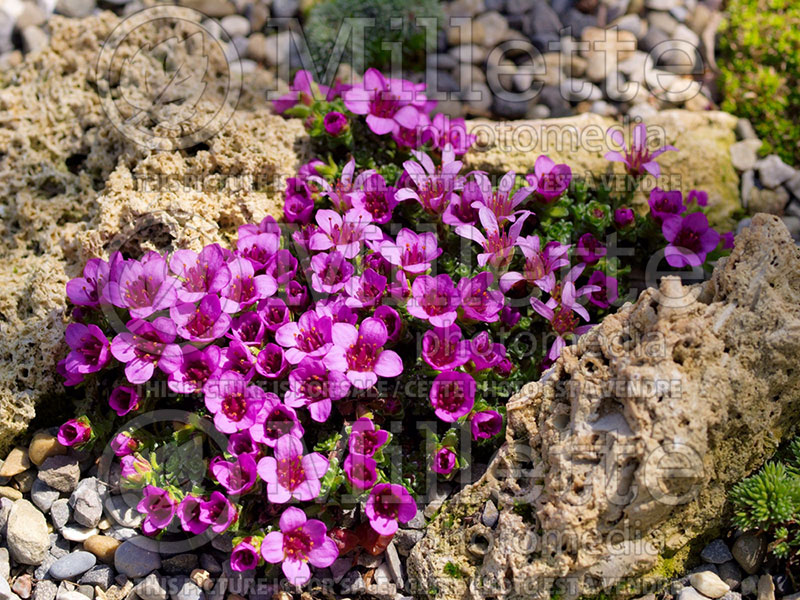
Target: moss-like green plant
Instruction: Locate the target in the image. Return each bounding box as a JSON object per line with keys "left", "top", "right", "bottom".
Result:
{"left": 305, "top": 0, "right": 442, "bottom": 75}
{"left": 719, "top": 0, "right": 800, "bottom": 165}
{"left": 730, "top": 437, "right": 800, "bottom": 566}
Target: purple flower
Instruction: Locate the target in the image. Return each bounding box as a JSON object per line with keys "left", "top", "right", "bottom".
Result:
{"left": 343, "top": 453, "right": 378, "bottom": 490}
{"left": 169, "top": 245, "right": 231, "bottom": 303}
{"left": 250, "top": 394, "right": 304, "bottom": 447}
{"left": 378, "top": 228, "right": 442, "bottom": 274}
{"left": 325, "top": 317, "right": 403, "bottom": 389}
{"left": 177, "top": 495, "right": 208, "bottom": 535}
{"left": 284, "top": 178, "right": 314, "bottom": 225}
{"left": 168, "top": 345, "right": 221, "bottom": 394}
{"left": 456, "top": 207, "right": 530, "bottom": 270}
{"left": 120, "top": 454, "right": 151, "bottom": 486}
{"left": 614, "top": 207, "right": 635, "bottom": 228}
{"left": 66, "top": 258, "right": 109, "bottom": 308}
{"left": 57, "top": 418, "right": 91, "bottom": 447}
{"left": 171, "top": 294, "right": 232, "bottom": 342}
{"left": 310, "top": 251, "right": 355, "bottom": 294}
{"left": 501, "top": 305, "right": 521, "bottom": 327}
{"left": 500, "top": 235, "right": 570, "bottom": 295}
{"left": 285, "top": 280, "right": 311, "bottom": 311}
{"left": 257, "top": 435, "right": 329, "bottom": 503}
{"left": 231, "top": 540, "right": 261, "bottom": 572}
{"left": 365, "top": 483, "right": 416, "bottom": 536}
{"left": 273, "top": 70, "right": 332, "bottom": 114}
{"left": 344, "top": 268, "right": 387, "bottom": 309}
{"left": 219, "top": 258, "right": 277, "bottom": 313}
{"left": 211, "top": 453, "right": 258, "bottom": 495}
{"left": 685, "top": 189, "right": 708, "bottom": 207}
{"left": 227, "top": 431, "right": 258, "bottom": 458}
{"left": 265, "top": 250, "right": 298, "bottom": 285}
{"left": 110, "top": 318, "right": 182, "bottom": 384}
{"left": 576, "top": 233, "right": 607, "bottom": 264}
{"left": 199, "top": 491, "right": 237, "bottom": 534}
{"left": 348, "top": 418, "right": 389, "bottom": 456}
{"left": 237, "top": 232, "right": 281, "bottom": 271}
{"left": 204, "top": 371, "right": 266, "bottom": 434}
{"left": 471, "top": 410, "right": 503, "bottom": 440}
{"left": 110, "top": 432, "right": 138, "bottom": 457}
{"left": 421, "top": 326, "right": 470, "bottom": 371}
{"left": 396, "top": 147, "right": 463, "bottom": 216}
{"left": 373, "top": 305, "right": 402, "bottom": 343}
{"left": 275, "top": 309, "right": 333, "bottom": 364}
{"left": 442, "top": 182, "right": 480, "bottom": 227}
{"left": 722, "top": 231, "right": 735, "bottom": 250}
{"left": 237, "top": 215, "right": 281, "bottom": 241}
{"left": 526, "top": 155, "right": 572, "bottom": 202}
{"left": 605, "top": 123, "right": 677, "bottom": 178}
{"left": 257, "top": 297, "right": 290, "bottom": 332}
{"left": 229, "top": 312, "right": 266, "bottom": 347}
{"left": 422, "top": 113, "right": 476, "bottom": 155}
{"left": 470, "top": 331, "right": 506, "bottom": 371}
{"left": 285, "top": 357, "right": 350, "bottom": 422}
{"left": 458, "top": 271, "right": 504, "bottom": 323}
{"left": 350, "top": 173, "right": 398, "bottom": 224}
{"left": 648, "top": 188, "right": 686, "bottom": 224}
{"left": 468, "top": 171, "right": 533, "bottom": 223}
{"left": 342, "top": 68, "right": 420, "bottom": 135}
{"left": 662, "top": 213, "right": 721, "bottom": 268}
{"left": 531, "top": 265, "right": 598, "bottom": 361}
{"left": 323, "top": 111, "right": 348, "bottom": 136}
{"left": 103, "top": 255, "right": 179, "bottom": 318}
{"left": 586, "top": 271, "right": 619, "bottom": 308}
{"left": 137, "top": 486, "right": 176, "bottom": 536}
{"left": 255, "top": 343, "right": 288, "bottom": 380}
{"left": 310, "top": 208, "right": 381, "bottom": 259}
{"left": 432, "top": 447, "right": 457, "bottom": 475}
{"left": 307, "top": 158, "right": 362, "bottom": 212}
{"left": 64, "top": 323, "right": 111, "bottom": 376}
{"left": 261, "top": 506, "right": 339, "bottom": 586}
{"left": 429, "top": 371, "right": 476, "bottom": 422}
{"left": 408, "top": 274, "right": 460, "bottom": 328}
{"left": 108, "top": 386, "right": 140, "bottom": 417}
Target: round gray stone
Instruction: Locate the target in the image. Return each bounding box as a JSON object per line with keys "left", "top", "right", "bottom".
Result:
{"left": 731, "top": 532, "right": 766, "bottom": 575}
{"left": 701, "top": 539, "right": 734, "bottom": 565}
{"left": 49, "top": 551, "right": 97, "bottom": 580}
{"left": 50, "top": 499, "right": 71, "bottom": 530}
{"left": 104, "top": 494, "right": 142, "bottom": 528}
{"left": 114, "top": 538, "right": 161, "bottom": 578}
{"left": 32, "top": 479, "right": 61, "bottom": 514}
{"left": 69, "top": 479, "right": 103, "bottom": 528}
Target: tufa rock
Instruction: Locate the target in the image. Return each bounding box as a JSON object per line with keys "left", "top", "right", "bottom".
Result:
{"left": 408, "top": 215, "right": 800, "bottom": 600}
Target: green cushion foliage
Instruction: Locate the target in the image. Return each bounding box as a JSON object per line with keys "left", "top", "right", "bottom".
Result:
{"left": 719, "top": 0, "right": 800, "bottom": 165}
{"left": 304, "top": 0, "right": 443, "bottom": 77}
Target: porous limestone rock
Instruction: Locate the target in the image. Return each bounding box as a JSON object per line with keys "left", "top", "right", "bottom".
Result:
{"left": 464, "top": 110, "right": 741, "bottom": 228}
{"left": 0, "top": 13, "right": 303, "bottom": 453}
{"left": 408, "top": 214, "right": 800, "bottom": 600}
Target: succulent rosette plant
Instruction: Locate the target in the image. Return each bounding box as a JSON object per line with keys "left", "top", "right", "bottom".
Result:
{"left": 54, "top": 68, "right": 733, "bottom": 590}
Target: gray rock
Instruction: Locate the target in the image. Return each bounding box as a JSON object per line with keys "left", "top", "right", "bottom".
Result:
{"left": 133, "top": 573, "right": 167, "bottom": 600}
{"left": 757, "top": 155, "right": 797, "bottom": 189}
{"left": 55, "top": 0, "right": 94, "bottom": 17}
{"left": 161, "top": 554, "right": 198, "bottom": 575}
{"left": 77, "top": 566, "right": 114, "bottom": 590}
{"left": 741, "top": 169, "right": 755, "bottom": 208}
{"left": 114, "top": 539, "right": 161, "bottom": 579}
{"left": 785, "top": 173, "right": 800, "bottom": 200}
{"left": 639, "top": 26, "right": 670, "bottom": 53}
{"left": 701, "top": 539, "right": 734, "bottom": 565}
{"left": 423, "top": 483, "right": 452, "bottom": 519}
{"left": 103, "top": 495, "right": 141, "bottom": 529}
{"left": 538, "top": 84, "right": 572, "bottom": 116}
{"left": 329, "top": 558, "right": 351, "bottom": 584}
{"left": 560, "top": 78, "right": 602, "bottom": 102}
{"left": 270, "top": 0, "right": 298, "bottom": 17}
{"left": 60, "top": 525, "right": 98, "bottom": 543}
{"left": 21, "top": 25, "right": 47, "bottom": 53}
{"left": 481, "top": 500, "right": 499, "bottom": 528}
{"left": 405, "top": 508, "right": 425, "bottom": 530}
{"left": 741, "top": 575, "right": 758, "bottom": 596}
{"left": 736, "top": 118, "right": 758, "bottom": 140}
{"left": 7, "top": 499, "right": 50, "bottom": 565}
{"left": 0, "top": 547, "right": 9, "bottom": 580}
{"left": 757, "top": 575, "right": 774, "bottom": 600}
{"left": 220, "top": 14, "right": 249, "bottom": 37}
{"left": 76, "top": 585, "right": 93, "bottom": 600}
{"left": 70, "top": 479, "right": 104, "bottom": 528}
{"left": 0, "top": 7, "right": 17, "bottom": 55}
{"left": 33, "top": 581, "right": 57, "bottom": 600}
{"left": 782, "top": 215, "right": 800, "bottom": 241}
{"left": 339, "top": 570, "right": 365, "bottom": 596}
{"left": 393, "top": 529, "right": 424, "bottom": 557}
{"left": 491, "top": 96, "right": 529, "bottom": 119}
{"left": 730, "top": 140, "right": 762, "bottom": 172}
{"left": 35, "top": 554, "right": 58, "bottom": 581}
{"left": 646, "top": 0, "right": 678, "bottom": 8}
{"left": 732, "top": 532, "right": 767, "bottom": 575}
{"left": 210, "top": 533, "right": 233, "bottom": 553}
{"left": 0, "top": 497, "right": 12, "bottom": 534}
{"left": 107, "top": 525, "right": 137, "bottom": 542}
{"left": 32, "top": 479, "right": 60, "bottom": 514}
{"left": 38, "top": 457, "right": 81, "bottom": 494}
{"left": 172, "top": 580, "right": 202, "bottom": 600}
{"left": 384, "top": 542, "right": 404, "bottom": 589}
{"left": 648, "top": 10, "right": 679, "bottom": 35}
{"left": 678, "top": 587, "right": 707, "bottom": 600}
{"left": 50, "top": 534, "right": 70, "bottom": 559}
{"left": 49, "top": 552, "right": 97, "bottom": 581}
{"left": 199, "top": 554, "right": 221, "bottom": 576}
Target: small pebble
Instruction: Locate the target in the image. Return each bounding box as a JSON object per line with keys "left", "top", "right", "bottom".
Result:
{"left": 114, "top": 538, "right": 161, "bottom": 579}
{"left": 83, "top": 536, "right": 120, "bottom": 564}
{"left": 60, "top": 525, "right": 99, "bottom": 543}
{"left": 701, "top": 539, "right": 734, "bottom": 565}
{"left": 690, "top": 570, "right": 730, "bottom": 598}
{"left": 481, "top": 500, "right": 499, "bottom": 528}
{"left": 77, "top": 566, "right": 115, "bottom": 590}
{"left": 33, "top": 581, "right": 58, "bottom": 600}
{"left": 32, "top": 479, "right": 61, "bottom": 514}
{"left": 133, "top": 574, "right": 167, "bottom": 600}
{"left": 38, "top": 456, "right": 81, "bottom": 494}
{"left": 49, "top": 551, "right": 97, "bottom": 581}
{"left": 0, "top": 447, "right": 31, "bottom": 478}
{"left": 29, "top": 432, "right": 67, "bottom": 467}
